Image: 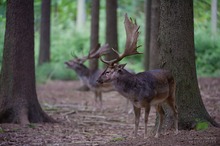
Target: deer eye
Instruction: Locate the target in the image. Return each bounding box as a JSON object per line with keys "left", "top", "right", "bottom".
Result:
{"left": 118, "top": 69, "right": 122, "bottom": 74}
{"left": 105, "top": 71, "right": 110, "bottom": 74}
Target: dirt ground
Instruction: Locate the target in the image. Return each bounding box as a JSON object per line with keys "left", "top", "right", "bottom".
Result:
{"left": 0, "top": 78, "right": 220, "bottom": 146}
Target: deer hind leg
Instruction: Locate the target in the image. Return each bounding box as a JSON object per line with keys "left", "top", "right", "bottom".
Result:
{"left": 94, "top": 91, "right": 98, "bottom": 103}
{"left": 133, "top": 105, "right": 141, "bottom": 137}
{"left": 167, "top": 80, "right": 178, "bottom": 135}
{"left": 166, "top": 97, "right": 178, "bottom": 135}
{"left": 144, "top": 105, "right": 150, "bottom": 138}
{"left": 155, "top": 104, "right": 165, "bottom": 138}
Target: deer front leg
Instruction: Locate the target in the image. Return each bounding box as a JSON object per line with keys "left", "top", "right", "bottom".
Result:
{"left": 133, "top": 105, "right": 141, "bottom": 137}
{"left": 144, "top": 105, "right": 150, "bottom": 138}
{"left": 98, "top": 91, "right": 103, "bottom": 110}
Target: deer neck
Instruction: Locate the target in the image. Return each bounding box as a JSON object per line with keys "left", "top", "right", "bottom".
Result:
{"left": 76, "top": 65, "right": 90, "bottom": 78}
{"left": 113, "top": 70, "right": 137, "bottom": 97}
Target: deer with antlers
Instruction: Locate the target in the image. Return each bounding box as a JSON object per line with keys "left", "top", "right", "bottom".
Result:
{"left": 65, "top": 44, "right": 114, "bottom": 109}
{"left": 96, "top": 14, "right": 178, "bottom": 138}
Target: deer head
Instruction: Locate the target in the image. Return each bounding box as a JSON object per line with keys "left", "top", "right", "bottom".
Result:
{"left": 97, "top": 14, "right": 141, "bottom": 84}
{"left": 65, "top": 44, "right": 110, "bottom": 70}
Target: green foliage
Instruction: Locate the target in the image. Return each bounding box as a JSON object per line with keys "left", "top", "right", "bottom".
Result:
{"left": 28, "top": 123, "right": 36, "bottom": 129}
{"left": 0, "top": 0, "right": 220, "bottom": 82}
{"left": 195, "top": 29, "right": 220, "bottom": 77}
{"left": 0, "top": 127, "right": 4, "bottom": 133}
{"left": 195, "top": 119, "right": 209, "bottom": 131}
{"left": 36, "top": 62, "right": 77, "bottom": 83}
{"left": 110, "top": 137, "right": 124, "bottom": 142}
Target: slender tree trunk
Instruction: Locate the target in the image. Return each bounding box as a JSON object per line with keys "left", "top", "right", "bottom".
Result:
{"left": 159, "top": 0, "right": 219, "bottom": 130}
{"left": 89, "top": 0, "right": 100, "bottom": 73}
{"left": 149, "top": 0, "right": 160, "bottom": 70}
{"left": 211, "top": 0, "right": 217, "bottom": 37}
{"left": 0, "top": 0, "right": 54, "bottom": 124}
{"left": 38, "top": 0, "right": 51, "bottom": 65}
{"left": 144, "top": 0, "right": 152, "bottom": 70}
{"left": 76, "top": 0, "right": 86, "bottom": 31}
{"left": 106, "top": 0, "right": 118, "bottom": 61}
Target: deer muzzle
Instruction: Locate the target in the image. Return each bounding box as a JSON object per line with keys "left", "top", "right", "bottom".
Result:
{"left": 96, "top": 79, "right": 103, "bottom": 84}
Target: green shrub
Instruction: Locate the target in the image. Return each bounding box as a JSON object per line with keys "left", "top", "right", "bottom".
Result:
{"left": 36, "top": 62, "right": 77, "bottom": 83}
{"left": 195, "top": 28, "right": 220, "bottom": 77}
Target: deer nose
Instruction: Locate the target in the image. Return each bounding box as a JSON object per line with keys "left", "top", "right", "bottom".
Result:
{"left": 96, "top": 79, "right": 103, "bottom": 84}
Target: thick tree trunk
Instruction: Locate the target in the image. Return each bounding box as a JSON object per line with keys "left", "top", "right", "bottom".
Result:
{"left": 149, "top": 0, "right": 160, "bottom": 70}
{"left": 143, "top": 0, "right": 151, "bottom": 70}
{"left": 105, "top": 0, "right": 118, "bottom": 61}
{"left": 38, "top": 0, "right": 51, "bottom": 65}
{"left": 0, "top": 0, "right": 54, "bottom": 124}
{"left": 89, "top": 0, "right": 100, "bottom": 73}
{"left": 159, "top": 0, "right": 219, "bottom": 130}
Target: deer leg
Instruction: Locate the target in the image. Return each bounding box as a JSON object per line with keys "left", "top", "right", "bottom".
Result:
{"left": 94, "top": 91, "right": 98, "bottom": 107}
{"left": 133, "top": 105, "right": 141, "bottom": 137}
{"left": 144, "top": 105, "right": 150, "bottom": 138}
{"left": 98, "top": 91, "right": 102, "bottom": 110}
{"left": 166, "top": 97, "right": 178, "bottom": 135}
{"left": 155, "top": 104, "right": 164, "bottom": 138}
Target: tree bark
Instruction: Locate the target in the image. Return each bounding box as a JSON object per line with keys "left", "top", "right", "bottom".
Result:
{"left": 211, "top": 0, "right": 217, "bottom": 37}
{"left": 149, "top": 0, "right": 160, "bottom": 70}
{"left": 76, "top": 0, "right": 86, "bottom": 31}
{"left": 38, "top": 0, "right": 51, "bottom": 65}
{"left": 143, "top": 0, "right": 152, "bottom": 70}
{"left": 159, "top": 0, "right": 219, "bottom": 130}
{"left": 0, "top": 0, "right": 54, "bottom": 124}
{"left": 89, "top": 0, "right": 100, "bottom": 73}
{"left": 105, "top": 0, "right": 118, "bottom": 61}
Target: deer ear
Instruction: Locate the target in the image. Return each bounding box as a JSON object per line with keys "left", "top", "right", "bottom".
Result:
{"left": 118, "top": 64, "right": 127, "bottom": 69}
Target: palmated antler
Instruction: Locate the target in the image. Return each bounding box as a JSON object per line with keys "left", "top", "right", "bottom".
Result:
{"left": 71, "top": 44, "right": 109, "bottom": 64}
{"left": 89, "top": 44, "right": 111, "bottom": 59}
{"left": 99, "top": 14, "right": 141, "bottom": 66}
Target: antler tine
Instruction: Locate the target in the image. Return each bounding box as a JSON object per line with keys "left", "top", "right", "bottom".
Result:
{"left": 71, "top": 51, "right": 77, "bottom": 58}
{"left": 109, "top": 14, "right": 141, "bottom": 65}
{"left": 124, "top": 14, "right": 141, "bottom": 56}
{"left": 88, "top": 43, "right": 101, "bottom": 58}
{"left": 89, "top": 44, "right": 111, "bottom": 58}
{"left": 90, "top": 44, "right": 120, "bottom": 65}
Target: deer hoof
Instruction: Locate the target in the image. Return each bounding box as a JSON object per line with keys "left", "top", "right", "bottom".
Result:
{"left": 175, "top": 130, "right": 178, "bottom": 135}
{"left": 154, "top": 133, "right": 159, "bottom": 138}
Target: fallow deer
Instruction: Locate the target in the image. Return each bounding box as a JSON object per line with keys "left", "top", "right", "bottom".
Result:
{"left": 65, "top": 44, "right": 114, "bottom": 109}
{"left": 96, "top": 14, "right": 178, "bottom": 138}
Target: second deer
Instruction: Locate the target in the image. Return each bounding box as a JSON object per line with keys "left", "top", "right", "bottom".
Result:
{"left": 96, "top": 14, "right": 178, "bottom": 138}
{"left": 65, "top": 44, "right": 114, "bottom": 109}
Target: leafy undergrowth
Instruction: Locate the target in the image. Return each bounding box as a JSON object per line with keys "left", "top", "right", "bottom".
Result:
{"left": 0, "top": 78, "right": 220, "bottom": 146}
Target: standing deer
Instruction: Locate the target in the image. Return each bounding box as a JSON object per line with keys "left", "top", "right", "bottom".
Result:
{"left": 65, "top": 44, "right": 114, "bottom": 109}
{"left": 96, "top": 14, "right": 178, "bottom": 138}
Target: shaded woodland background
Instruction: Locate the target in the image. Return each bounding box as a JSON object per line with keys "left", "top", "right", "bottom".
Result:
{"left": 0, "top": 0, "right": 219, "bottom": 82}
{"left": 0, "top": 0, "right": 219, "bottom": 145}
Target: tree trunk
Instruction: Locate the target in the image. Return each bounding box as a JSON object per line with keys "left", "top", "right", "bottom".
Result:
{"left": 38, "top": 0, "right": 51, "bottom": 65}
{"left": 143, "top": 0, "right": 151, "bottom": 70}
{"left": 105, "top": 0, "right": 118, "bottom": 61}
{"left": 159, "top": 0, "right": 219, "bottom": 130}
{"left": 89, "top": 0, "right": 100, "bottom": 73}
{"left": 0, "top": 0, "right": 54, "bottom": 124}
{"left": 211, "top": 0, "right": 217, "bottom": 37}
{"left": 149, "top": 0, "right": 160, "bottom": 70}
{"left": 76, "top": 0, "right": 86, "bottom": 32}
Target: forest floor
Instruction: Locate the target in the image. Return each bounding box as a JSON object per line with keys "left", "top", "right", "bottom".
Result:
{"left": 0, "top": 78, "right": 220, "bottom": 146}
